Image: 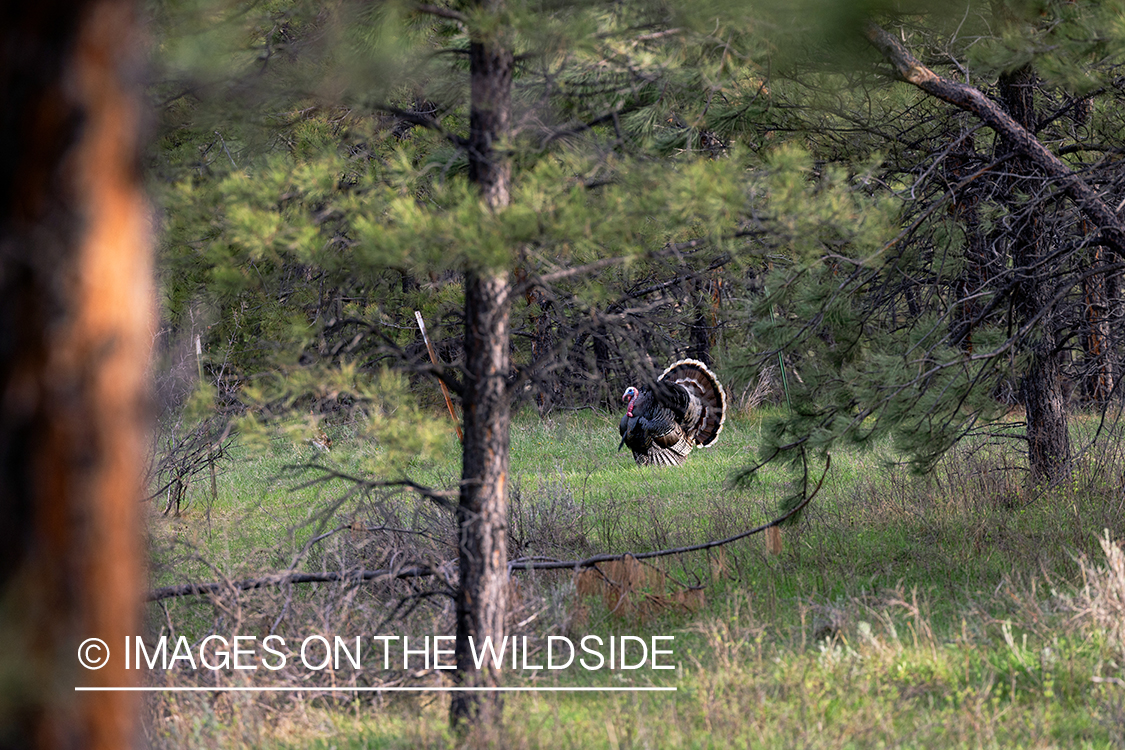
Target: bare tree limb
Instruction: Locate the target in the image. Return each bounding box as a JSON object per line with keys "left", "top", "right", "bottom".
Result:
{"left": 147, "top": 565, "right": 439, "bottom": 602}
{"left": 146, "top": 457, "right": 830, "bottom": 601}
{"left": 864, "top": 22, "right": 1125, "bottom": 256}
{"left": 287, "top": 466, "right": 459, "bottom": 510}
{"left": 371, "top": 103, "right": 468, "bottom": 148}
{"left": 515, "top": 229, "right": 762, "bottom": 294}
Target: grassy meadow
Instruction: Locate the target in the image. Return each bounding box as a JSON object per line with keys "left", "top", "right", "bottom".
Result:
{"left": 144, "top": 406, "right": 1125, "bottom": 749}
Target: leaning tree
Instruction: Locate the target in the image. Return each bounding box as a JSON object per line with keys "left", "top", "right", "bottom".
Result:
{"left": 742, "top": 0, "right": 1125, "bottom": 499}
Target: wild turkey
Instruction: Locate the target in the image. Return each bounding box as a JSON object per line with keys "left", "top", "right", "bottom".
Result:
{"left": 618, "top": 359, "right": 727, "bottom": 466}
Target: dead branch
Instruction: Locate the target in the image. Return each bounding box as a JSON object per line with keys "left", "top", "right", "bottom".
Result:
{"left": 147, "top": 565, "right": 439, "bottom": 602}
{"left": 863, "top": 22, "right": 1125, "bottom": 256}
{"left": 287, "top": 465, "right": 458, "bottom": 510}
{"left": 415, "top": 310, "right": 463, "bottom": 441}
{"left": 146, "top": 456, "right": 829, "bottom": 601}
{"left": 414, "top": 3, "right": 467, "bottom": 24}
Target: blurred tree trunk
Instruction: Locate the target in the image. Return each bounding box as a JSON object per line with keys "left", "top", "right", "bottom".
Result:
{"left": 0, "top": 0, "right": 150, "bottom": 748}
{"left": 451, "top": 0, "right": 513, "bottom": 730}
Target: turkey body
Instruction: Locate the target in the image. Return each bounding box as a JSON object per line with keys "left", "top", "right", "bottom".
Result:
{"left": 618, "top": 359, "right": 727, "bottom": 466}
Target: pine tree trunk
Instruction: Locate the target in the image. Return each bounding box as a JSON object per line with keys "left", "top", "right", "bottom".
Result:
{"left": 592, "top": 324, "right": 615, "bottom": 406}
{"left": 452, "top": 270, "right": 511, "bottom": 726}
{"left": 999, "top": 64, "right": 1071, "bottom": 482}
{"left": 451, "top": 0, "right": 513, "bottom": 729}
{"left": 528, "top": 287, "right": 558, "bottom": 416}
{"left": 688, "top": 277, "right": 714, "bottom": 366}
{"left": 1080, "top": 242, "right": 1115, "bottom": 404}
{"left": 0, "top": 0, "right": 150, "bottom": 746}
{"left": 947, "top": 139, "right": 993, "bottom": 353}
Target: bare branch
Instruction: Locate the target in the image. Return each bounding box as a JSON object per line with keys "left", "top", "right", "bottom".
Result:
{"left": 147, "top": 564, "right": 439, "bottom": 602}
{"left": 515, "top": 229, "right": 761, "bottom": 294}
{"left": 535, "top": 256, "right": 628, "bottom": 285}
{"left": 145, "top": 458, "right": 830, "bottom": 601}
{"left": 287, "top": 465, "right": 459, "bottom": 510}
{"left": 864, "top": 22, "right": 1125, "bottom": 256}
{"left": 371, "top": 103, "right": 468, "bottom": 148}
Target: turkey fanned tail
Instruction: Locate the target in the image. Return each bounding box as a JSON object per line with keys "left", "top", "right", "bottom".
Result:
{"left": 618, "top": 359, "right": 727, "bottom": 466}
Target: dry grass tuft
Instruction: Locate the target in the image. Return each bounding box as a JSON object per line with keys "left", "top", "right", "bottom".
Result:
{"left": 765, "top": 525, "right": 783, "bottom": 556}
{"left": 738, "top": 361, "right": 779, "bottom": 415}
{"left": 575, "top": 554, "right": 705, "bottom": 621}
{"left": 1073, "top": 529, "right": 1125, "bottom": 657}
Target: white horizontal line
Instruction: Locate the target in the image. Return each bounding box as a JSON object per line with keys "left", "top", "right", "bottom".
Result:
{"left": 75, "top": 686, "right": 676, "bottom": 693}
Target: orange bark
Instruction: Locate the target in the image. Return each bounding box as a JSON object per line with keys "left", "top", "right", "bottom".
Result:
{"left": 0, "top": 0, "right": 150, "bottom": 747}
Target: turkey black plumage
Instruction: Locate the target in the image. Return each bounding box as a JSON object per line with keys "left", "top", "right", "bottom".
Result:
{"left": 618, "top": 359, "right": 727, "bottom": 466}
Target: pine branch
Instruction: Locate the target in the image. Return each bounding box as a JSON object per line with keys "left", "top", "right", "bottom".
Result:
{"left": 540, "top": 112, "right": 618, "bottom": 147}
{"left": 371, "top": 103, "right": 468, "bottom": 148}
{"left": 414, "top": 3, "right": 467, "bottom": 24}
{"left": 864, "top": 22, "right": 1125, "bottom": 257}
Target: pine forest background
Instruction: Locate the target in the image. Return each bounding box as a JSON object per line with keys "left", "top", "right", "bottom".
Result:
{"left": 136, "top": 0, "right": 1125, "bottom": 746}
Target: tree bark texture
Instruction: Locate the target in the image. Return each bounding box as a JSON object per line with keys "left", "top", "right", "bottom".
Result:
{"left": 592, "top": 325, "right": 616, "bottom": 406}
{"left": 451, "top": 0, "right": 514, "bottom": 729}
{"left": 1080, "top": 240, "right": 1115, "bottom": 404}
{"left": 946, "top": 139, "right": 995, "bottom": 354}
{"left": 466, "top": 0, "right": 513, "bottom": 212}
{"left": 452, "top": 270, "right": 511, "bottom": 725}
{"left": 997, "top": 65, "right": 1071, "bottom": 483}
{"left": 0, "top": 1, "right": 151, "bottom": 747}
{"left": 688, "top": 277, "right": 715, "bottom": 367}
{"left": 527, "top": 287, "right": 559, "bottom": 415}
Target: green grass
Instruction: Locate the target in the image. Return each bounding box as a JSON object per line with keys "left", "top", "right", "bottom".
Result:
{"left": 144, "top": 407, "right": 1125, "bottom": 749}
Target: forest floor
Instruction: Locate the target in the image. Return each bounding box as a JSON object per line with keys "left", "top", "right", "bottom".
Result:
{"left": 144, "top": 407, "right": 1125, "bottom": 749}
